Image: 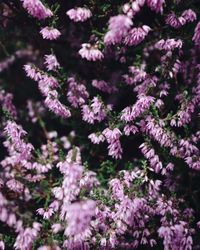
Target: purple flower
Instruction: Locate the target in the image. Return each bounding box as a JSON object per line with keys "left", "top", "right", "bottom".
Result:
{"left": 158, "top": 222, "right": 193, "bottom": 250}
{"left": 6, "top": 179, "right": 24, "bottom": 193}
{"left": 44, "top": 54, "right": 60, "bottom": 71}
{"left": 88, "top": 133, "right": 105, "bottom": 144}
{"left": 0, "top": 90, "right": 17, "bottom": 119}
{"left": 44, "top": 90, "right": 71, "bottom": 118}
{"left": 146, "top": 0, "right": 165, "bottom": 13}
{"left": 123, "top": 66, "right": 147, "bottom": 86}
{"left": 82, "top": 97, "right": 107, "bottom": 124}
{"left": 104, "top": 15, "right": 133, "bottom": 45}
{"left": 66, "top": 7, "right": 92, "bottom": 22}
{"left": 92, "top": 79, "right": 118, "bottom": 93}
{"left": 38, "top": 75, "right": 59, "bottom": 97}
{"left": 40, "top": 27, "right": 61, "bottom": 40}
{"left": 155, "top": 38, "right": 183, "bottom": 50}
{"left": 193, "top": 22, "right": 200, "bottom": 45}
{"left": 123, "top": 0, "right": 146, "bottom": 18}
{"left": 36, "top": 207, "right": 54, "bottom": 219}
{"left": 124, "top": 25, "right": 151, "bottom": 46}
{"left": 140, "top": 142, "right": 163, "bottom": 173}
{"left": 14, "top": 225, "right": 41, "bottom": 250}
{"left": 56, "top": 148, "right": 84, "bottom": 220}
{"left": 21, "top": 0, "right": 53, "bottom": 20}
{"left": 65, "top": 200, "right": 96, "bottom": 240}
{"left": 121, "top": 95, "right": 155, "bottom": 122}
{"left": 67, "top": 77, "right": 89, "bottom": 108}
{"left": 0, "top": 241, "right": 5, "bottom": 250}
{"left": 182, "top": 9, "right": 197, "bottom": 22}
{"left": 109, "top": 178, "right": 124, "bottom": 200}
{"left": 38, "top": 246, "right": 61, "bottom": 250}
{"left": 51, "top": 223, "right": 62, "bottom": 234}
{"left": 4, "top": 121, "right": 33, "bottom": 162}
{"left": 79, "top": 43, "right": 104, "bottom": 61}
{"left": 80, "top": 171, "right": 99, "bottom": 190}
{"left": 103, "top": 128, "right": 123, "bottom": 159}
{"left": 24, "top": 64, "right": 42, "bottom": 81}
{"left": 166, "top": 12, "right": 186, "bottom": 29}
{"left": 124, "top": 124, "right": 139, "bottom": 136}
{"left": 140, "top": 116, "right": 175, "bottom": 148}
{"left": 166, "top": 9, "right": 196, "bottom": 29}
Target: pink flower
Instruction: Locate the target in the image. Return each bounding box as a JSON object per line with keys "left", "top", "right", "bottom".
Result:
{"left": 166, "top": 12, "right": 186, "bottom": 29}
{"left": 155, "top": 38, "right": 183, "bottom": 50}
{"left": 51, "top": 223, "right": 62, "bottom": 233}
{"left": 60, "top": 136, "right": 71, "bottom": 149}
{"left": 66, "top": 7, "right": 92, "bottom": 22}
{"left": 92, "top": 79, "right": 118, "bottom": 93}
{"left": 166, "top": 10, "right": 196, "bottom": 29}
{"left": 64, "top": 240, "right": 90, "bottom": 250}
{"left": 107, "top": 139, "right": 123, "bottom": 159}
{"left": 121, "top": 95, "right": 155, "bottom": 122}
{"left": 182, "top": 9, "right": 196, "bottom": 22}
{"left": 109, "top": 178, "right": 124, "bottom": 200}
{"left": 57, "top": 150, "right": 84, "bottom": 220}
{"left": 103, "top": 128, "right": 122, "bottom": 141}
{"left": 123, "top": 66, "right": 147, "bottom": 86}
{"left": 141, "top": 116, "right": 175, "bottom": 148}
{"left": 44, "top": 54, "right": 60, "bottom": 71}
{"left": 124, "top": 25, "right": 151, "bottom": 46}
{"left": 43, "top": 209, "right": 54, "bottom": 219}
{"left": 158, "top": 222, "right": 193, "bottom": 250}
{"left": 67, "top": 77, "right": 89, "bottom": 108}
{"left": 36, "top": 208, "right": 45, "bottom": 216}
{"left": 37, "top": 207, "right": 54, "bottom": 219}
{"left": 14, "top": 226, "right": 40, "bottom": 250}
{"left": 79, "top": 43, "right": 104, "bottom": 61}
{"left": 124, "top": 124, "right": 139, "bottom": 136}
{"left": 82, "top": 97, "right": 107, "bottom": 124}
{"left": 6, "top": 179, "right": 24, "bottom": 193}
{"left": 88, "top": 133, "right": 105, "bottom": 144}
{"left": 49, "top": 200, "right": 60, "bottom": 211}
{"left": 80, "top": 171, "right": 99, "bottom": 190}
{"left": 38, "top": 75, "right": 59, "bottom": 96}
{"left": 0, "top": 241, "right": 5, "bottom": 250}
{"left": 146, "top": 0, "right": 165, "bottom": 13}
{"left": 4, "top": 121, "right": 33, "bottom": 162}
{"left": 0, "top": 90, "right": 17, "bottom": 119}
{"left": 140, "top": 142, "right": 163, "bottom": 173}
{"left": 21, "top": 0, "right": 53, "bottom": 20}
{"left": 103, "top": 128, "right": 123, "bottom": 159}
{"left": 104, "top": 15, "right": 133, "bottom": 45}
{"left": 193, "top": 22, "right": 200, "bottom": 45}
{"left": 24, "top": 64, "right": 42, "bottom": 81}
{"left": 123, "top": 0, "right": 145, "bottom": 17}
{"left": 0, "top": 55, "right": 15, "bottom": 73}
{"left": 44, "top": 90, "right": 71, "bottom": 118}
{"left": 52, "top": 187, "right": 64, "bottom": 200}
{"left": 40, "top": 27, "right": 61, "bottom": 40}
{"left": 38, "top": 246, "right": 61, "bottom": 250}
{"left": 25, "top": 65, "right": 59, "bottom": 97}
{"left": 65, "top": 200, "right": 96, "bottom": 239}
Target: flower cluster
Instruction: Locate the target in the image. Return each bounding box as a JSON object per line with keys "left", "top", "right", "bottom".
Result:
{"left": 40, "top": 27, "right": 61, "bottom": 40}
{"left": 124, "top": 25, "right": 151, "bottom": 46}
{"left": 166, "top": 9, "right": 196, "bottom": 29}
{"left": 104, "top": 15, "right": 133, "bottom": 45}
{"left": 1, "top": 0, "right": 200, "bottom": 249}
{"left": 21, "top": 0, "right": 53, "bottom": 20}
{"left": 79, "top": 43, "right": 104, "bottom": 61}
{"left": 66, "top": 7, "right": 92, "bottom": 22}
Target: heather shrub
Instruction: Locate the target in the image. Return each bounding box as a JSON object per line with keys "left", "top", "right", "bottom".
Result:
{"left": 0, "top": 0, "right": 200, "bottom": 249}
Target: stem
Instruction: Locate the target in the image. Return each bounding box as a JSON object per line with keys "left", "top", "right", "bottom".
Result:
{"left": 0, "top": 41, "right": 10, "bottom": 56}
